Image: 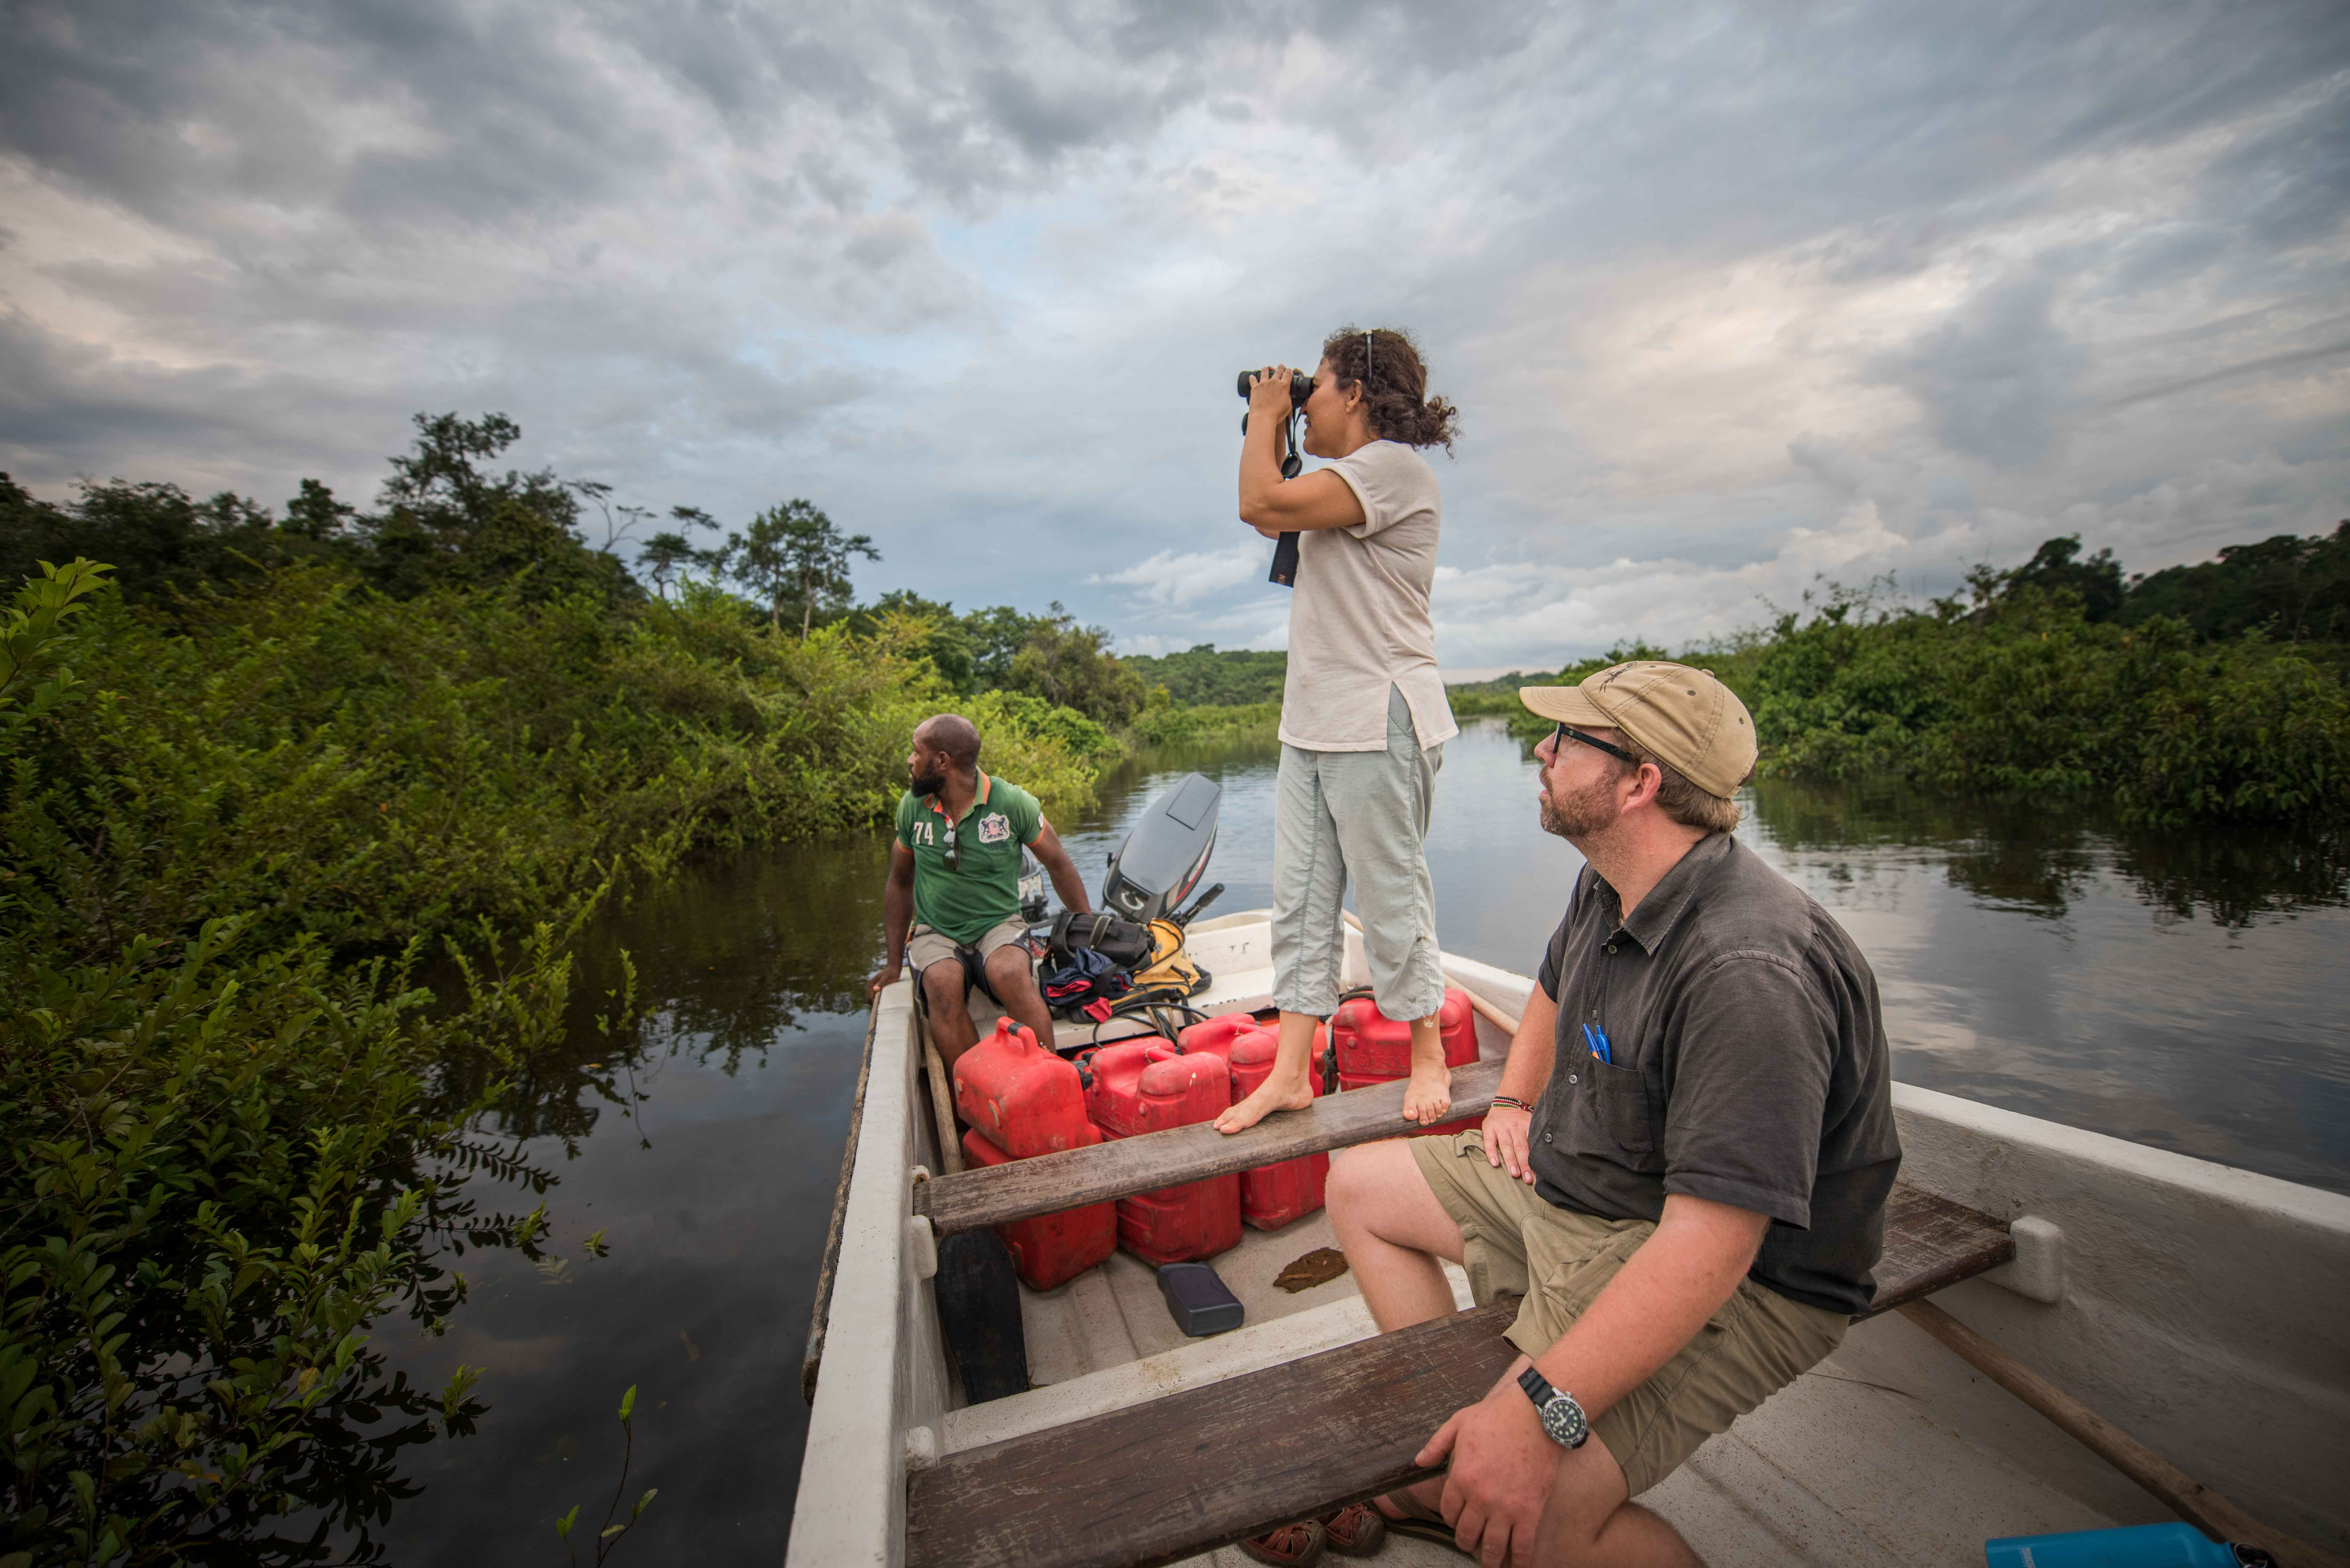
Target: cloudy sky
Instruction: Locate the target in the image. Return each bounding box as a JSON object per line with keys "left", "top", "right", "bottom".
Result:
{"left": 4, "top": 1, "right": 2346, "bottom": 667}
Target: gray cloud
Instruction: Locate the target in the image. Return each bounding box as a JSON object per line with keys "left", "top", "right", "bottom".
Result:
{"left": 1, "top": 0, "right": 2345, "bottom": 663}
{"left": 1881, "top": 263, "right": 2092, "bottom": 470}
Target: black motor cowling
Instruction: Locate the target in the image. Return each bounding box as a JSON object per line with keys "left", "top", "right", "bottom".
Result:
{"left": 1102, "top": 772, "right": 1221, "bottom": 924}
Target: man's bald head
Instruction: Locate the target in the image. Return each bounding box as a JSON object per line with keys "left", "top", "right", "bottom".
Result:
{"left": 914, "top": 713, "right": 981, "bottom": 769}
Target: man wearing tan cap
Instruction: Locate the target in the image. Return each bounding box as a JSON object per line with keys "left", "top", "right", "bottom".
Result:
{"left": 1325, "top": 661, "right": 1900, "bottom": 1566}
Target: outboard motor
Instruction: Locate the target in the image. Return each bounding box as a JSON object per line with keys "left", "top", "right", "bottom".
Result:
{"left": 1018, "top": 848, "right": 1048, "bottom": 925}
{"left": 1102, "top": 772, "right": 1221, "bottom": 923}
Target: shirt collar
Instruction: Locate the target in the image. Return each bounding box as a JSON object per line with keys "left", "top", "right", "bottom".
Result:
{"left": 1605, "top": 832, "right": 1734, "bottom": 954}
{"left": 926, "top": 770, "right": 992, "bottom": 817}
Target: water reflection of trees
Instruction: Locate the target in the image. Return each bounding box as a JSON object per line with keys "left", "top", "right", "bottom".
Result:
{"left": 1746, "top": 778, "right": 2350, "bottom": 928}
{"left": 439, "top": 835, "right": 892, "bottom": 1147}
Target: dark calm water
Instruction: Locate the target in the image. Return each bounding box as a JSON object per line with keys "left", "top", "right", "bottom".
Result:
{"left": 369, "top": 720, "right": 2350, "bottom": 1562}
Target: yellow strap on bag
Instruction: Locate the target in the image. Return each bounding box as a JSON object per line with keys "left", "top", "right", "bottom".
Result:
{"left": 1123, "top": 918, "right": 1208, "bottom": 1001}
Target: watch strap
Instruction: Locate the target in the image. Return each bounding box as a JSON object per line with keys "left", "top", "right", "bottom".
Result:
{"left": 1517, "top": 1364, "right": 1590, "bottom": 1449}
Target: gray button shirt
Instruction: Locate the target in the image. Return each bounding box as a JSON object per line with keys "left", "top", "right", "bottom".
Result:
{"left": 1529, "top": 833, "right": 1901, "bottom": 1315}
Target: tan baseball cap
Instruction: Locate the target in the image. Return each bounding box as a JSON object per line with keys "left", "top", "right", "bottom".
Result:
{"left": 1519, "top": 661, "right": 1756, "bottom": 799}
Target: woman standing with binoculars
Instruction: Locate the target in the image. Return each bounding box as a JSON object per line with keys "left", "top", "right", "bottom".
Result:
{"left": 1217, "top": 326, "right": 1463, "bottom": 1136}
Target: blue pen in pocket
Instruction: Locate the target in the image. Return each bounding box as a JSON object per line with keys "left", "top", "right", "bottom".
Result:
{"left": 1582, "top": 1023, "right": 1613, "bottom": 1065}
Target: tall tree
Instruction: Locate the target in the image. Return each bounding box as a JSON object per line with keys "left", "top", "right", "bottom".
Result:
{"left": 281, "top": 478, "right": 356, "bottom": 540}
{"left": 639, "top": 506, "right": 719, "bottom": 599}
{"left": 719, "top": 499, "right": 879, "bottom": 636}
{"left": 567, "top": 478, "right": 655, "bottom": 553}
{"left": 368, "top": 411, "right": 629, "bottom": 601}
{"left": 1005, "top": 603, "right": 1147, "bottom": 724}
{"left": 2001, "top": 535, "right": 2124, "bottom": 622}
{"left": 638, "top": 532, "right": 697, "bottom": 599}
{"left": 2122, "top": 521, "right": 2350, "bottom": 643}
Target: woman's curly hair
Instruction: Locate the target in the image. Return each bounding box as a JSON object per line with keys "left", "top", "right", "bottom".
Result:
{"left": 1321, "top": 325, "right": 1458, "bottom": 453}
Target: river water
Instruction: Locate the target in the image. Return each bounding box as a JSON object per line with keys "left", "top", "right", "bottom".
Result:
{"left": 371, "top": 720, "right": 2350, "bottom": 1562}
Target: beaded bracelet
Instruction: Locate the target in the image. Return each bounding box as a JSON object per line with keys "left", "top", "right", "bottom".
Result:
{"left": 1490, "top": 1095, "right": 1533, "bottom": 1113}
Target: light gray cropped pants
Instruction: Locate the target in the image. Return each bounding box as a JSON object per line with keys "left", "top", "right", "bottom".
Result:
{"left": 1271, "top": 684, "right": 1445, "bottom": 1020}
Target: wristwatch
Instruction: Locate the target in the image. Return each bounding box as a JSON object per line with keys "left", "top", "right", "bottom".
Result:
{"left": 1517, "top": 1365, "right": 1590, "bottom": 1450}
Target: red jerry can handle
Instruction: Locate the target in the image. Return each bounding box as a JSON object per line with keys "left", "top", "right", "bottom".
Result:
{"left": 988, "top": 1016, "right": 1044, "bottom": 1054}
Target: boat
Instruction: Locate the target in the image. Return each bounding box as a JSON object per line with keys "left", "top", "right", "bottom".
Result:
{"left": 790, "top": 909, "right": 2350, "bottom": 1566}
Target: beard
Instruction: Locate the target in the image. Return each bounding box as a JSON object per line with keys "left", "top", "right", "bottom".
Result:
{"left": 1538, "top": 768, "right": 1619, "bottom": 840}
{"left": 909, "top": 766, "right": 945, "bottom": 797}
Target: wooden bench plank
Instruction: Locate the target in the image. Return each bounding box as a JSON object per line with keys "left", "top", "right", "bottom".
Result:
{"left": 1856, "top": 1182, "right": 2014, "bottom": 1319}
{"left": 908, "top": 1182, "right": 2009, "bottom": 1568}
{"left": 915, "top": 1060, "right": 1504, "bottom": 1236}
{"left": 908, "top": 1299, "right": 1524, "bottom": 1568}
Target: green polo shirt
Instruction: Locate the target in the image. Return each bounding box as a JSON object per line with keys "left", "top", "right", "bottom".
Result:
{"left": 894, "top": 772, "right": 1046, "bottom": 944}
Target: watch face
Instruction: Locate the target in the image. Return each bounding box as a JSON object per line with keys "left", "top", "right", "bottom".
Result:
{"left": 1520, "top": 1368, "right": 1589, "bottom": 1449}
{"left": 1541, "top": 1395, "right": 1589, "bottom": 1449}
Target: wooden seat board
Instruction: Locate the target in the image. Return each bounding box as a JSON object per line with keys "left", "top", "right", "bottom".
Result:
{"left": 908, "top": 1298, "right": 1523, "bottom": 1568}
{"left": 1858, "top": 1182, "right": 2014, "bottom": 1320}
{"left": 905, "top": 1182, "right": 2010, "bottom": 1568}
{"left": 915, "top": 1060, "right": 1504, "bottom": 1236}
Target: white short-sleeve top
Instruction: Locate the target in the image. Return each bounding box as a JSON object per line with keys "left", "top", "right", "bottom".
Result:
{"left": 1277, "top": 440, "right": 1459, "bottom": 752}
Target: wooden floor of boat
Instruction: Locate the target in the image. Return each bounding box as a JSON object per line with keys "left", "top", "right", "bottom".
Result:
{"left": 907, "top": 1181, "right": 2152, "bottom": 1568}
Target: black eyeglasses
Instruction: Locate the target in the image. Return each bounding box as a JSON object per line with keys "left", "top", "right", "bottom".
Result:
{"left": 940, "top": 814, "right": 959, "bottom": 872}
{"left": 1552, "top": 722, "right": 1642, "bottom": 766}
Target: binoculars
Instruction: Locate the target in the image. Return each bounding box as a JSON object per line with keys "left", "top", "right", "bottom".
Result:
{"left": 1234, "top": 370, "right": 1308, "bottom": 588}
{"left": 1235, "top": 369, "right": 1315, "bottom": 406}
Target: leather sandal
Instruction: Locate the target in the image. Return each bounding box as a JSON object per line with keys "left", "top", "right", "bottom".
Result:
{"left": 1238, "top": 1519, "right": 1327, "bottom": 1566}
{"left": 1319, "top": 1501, "right": 1388, "bottom": 1557}
{"left": 1375, "top": 1488, "right": 1468, "bottom": 1557}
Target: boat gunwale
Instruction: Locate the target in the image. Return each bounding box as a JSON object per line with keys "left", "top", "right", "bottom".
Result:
{"left": 788, "top": 915, "right": 2350, "bottom": 1565}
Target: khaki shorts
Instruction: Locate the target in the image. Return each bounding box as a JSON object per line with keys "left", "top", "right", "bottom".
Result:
{"left": 1410, "top": 1133, "right": 1846, "bottom": 1499}
{"left": 907, "top": 916, "right": 1031, "bottom": 983}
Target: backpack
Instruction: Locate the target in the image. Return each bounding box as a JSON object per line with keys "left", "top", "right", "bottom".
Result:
{"left": 1040, "top": 945, "right": 1132, "bottom": 1014}
{"left": 1042, "top": 915, "right": 1212, "bottom": 1026}
{"left": 1047, "top": 910, "right": 1154, "bottom": 970}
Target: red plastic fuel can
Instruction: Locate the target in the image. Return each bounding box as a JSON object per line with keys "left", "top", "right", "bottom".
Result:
{"left": 954, "top": 1016, "right": 1092, "bottom": 1158}
{"left": 960, "top": 1125, "right": 1117, "bottom": 1291}
{"left": 1226, "top": 1027, "right": 1328, "bottom": 1229}
{"left": 1176, "top": 1012, "right": 1261, "bottom": 1059}
{"left": 1084, "top": 1037, "right": 1241, "bottom": 1265}
{"left": 1176, "top": 1013, "right": 1330, "bottom": 1230}
{"left": 1329, "top": 987, "right": 1483, "bottom": 1137}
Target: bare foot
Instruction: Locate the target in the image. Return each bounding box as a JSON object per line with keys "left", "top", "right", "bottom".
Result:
{"left": 1403, "top": 1057, "right": 1453, "bottom": 1125}
{"left": 1215, "top": 1071, "right": 1316, "bottom": 1134}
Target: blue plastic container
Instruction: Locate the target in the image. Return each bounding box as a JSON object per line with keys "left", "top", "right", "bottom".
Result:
{"left": 1985, "top": 1523, "right": 2243, "bottom": 1568}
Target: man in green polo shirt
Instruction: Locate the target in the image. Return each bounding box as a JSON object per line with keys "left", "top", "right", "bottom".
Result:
{"left": 865, "top": 713, "right": 1093, "bottom": 1066}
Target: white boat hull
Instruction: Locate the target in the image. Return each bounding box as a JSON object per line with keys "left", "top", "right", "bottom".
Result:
{"left": 790, "top": 914, "right": 2350, "bottom": 1565}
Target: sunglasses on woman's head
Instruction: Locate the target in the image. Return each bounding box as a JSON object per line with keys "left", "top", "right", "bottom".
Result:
{"left": 1552, "top": 722, "right": 1642, "bottom": 766}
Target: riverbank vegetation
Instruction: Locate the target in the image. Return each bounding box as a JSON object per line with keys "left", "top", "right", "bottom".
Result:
{"left": 1480, "top": 526, "right": 2350, "bottom": 825}
{"left": 0, "top": 416, "right": 1121, "bottom": 1563}
{"left": 1122, "top": 645, "right": 1287, "bottom": 706}
{"left": 1107, "top": 523, "right": 2350, "bottom": 820}
{"left": 1126, "top": 698, "right": 1285, "bottom": 746}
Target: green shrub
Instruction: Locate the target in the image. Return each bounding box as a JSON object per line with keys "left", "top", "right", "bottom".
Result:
{"left": 0, "top": 557, "right": 1119, "bottom": 1563}
{"left": 1, "top": 917, "right": 527, "bottom": 1567}
{"left": 1483, "top": 583, "right": 2348, "bottom": 826}
{"left": 1445, "top": 687, "right": 1524, "bottom": 717}
{"left": 1119, "top": 646, "right": 1288, "bottom": 706}
{"left": 1741, "top": 580, "right": 2350, "bottom": 824}
{"left": 1123, "top": 700, "right": 1283, "bottom": 747}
